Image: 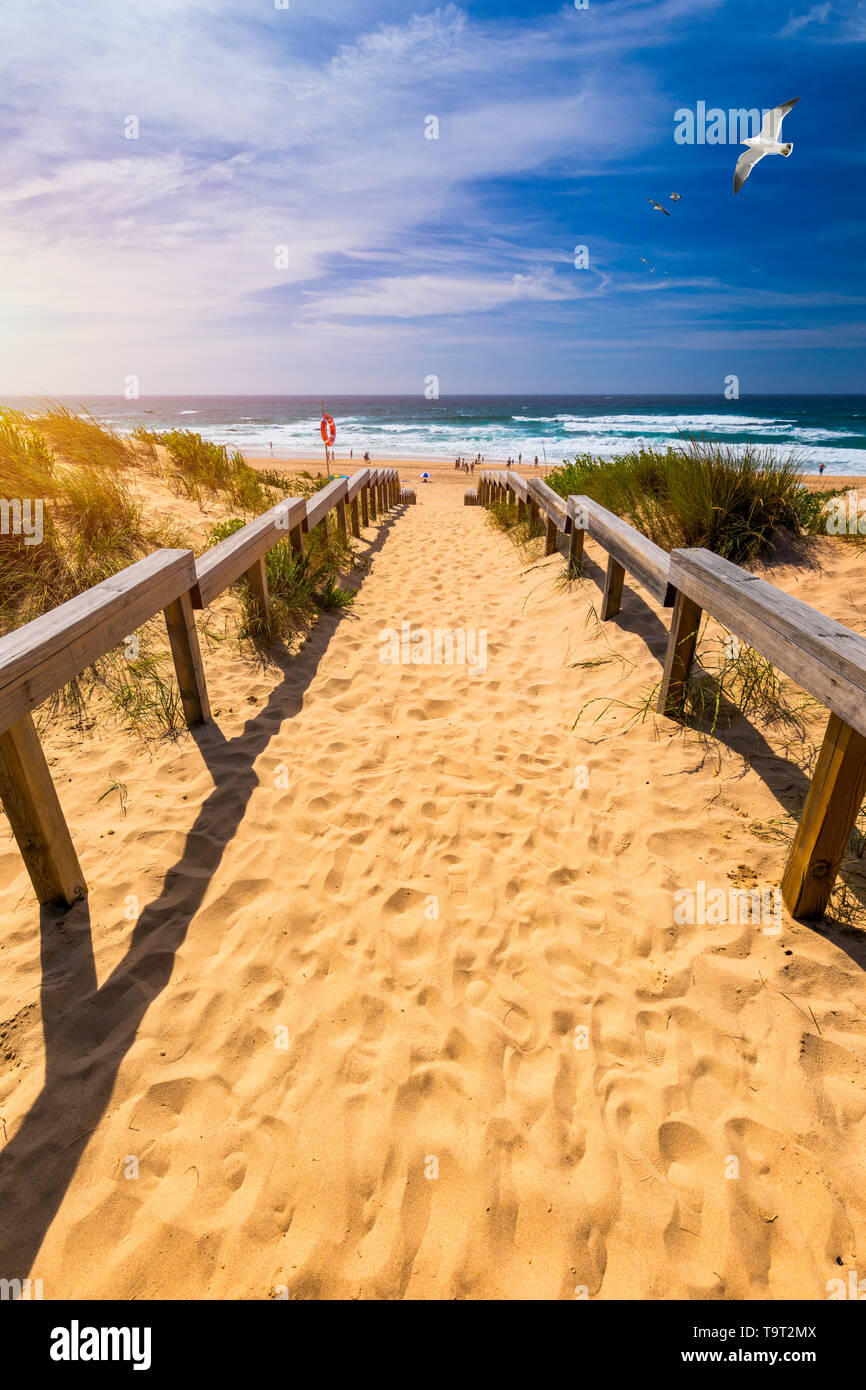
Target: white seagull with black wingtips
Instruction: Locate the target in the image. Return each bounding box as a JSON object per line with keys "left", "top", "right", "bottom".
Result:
{"left": 733, "top": 97, "right": 800, "bottom": 194}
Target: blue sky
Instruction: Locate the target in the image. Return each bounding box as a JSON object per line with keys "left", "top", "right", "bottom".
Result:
{"left": 0, "top": 0, "right": 863, "bottom": 394}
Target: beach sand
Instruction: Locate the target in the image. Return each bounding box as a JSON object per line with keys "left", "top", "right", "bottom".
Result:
{"left": 0, "top": 463, "right": 865, "bottom": 1299}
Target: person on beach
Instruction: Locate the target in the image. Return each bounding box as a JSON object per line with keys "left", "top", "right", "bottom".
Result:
{"left": 364, "top": 451, "right": 370, "bottom": 462}
{"left": 269, "top": 441, "right": 273, "bottom": 455}
{"left": 518, "top": 453, "right": 522, "bottom": 466}
{"left": 818, "top": 462, "right": 825, "bottom": 475}
{"left": 534, "top": 456, "right": 539, "bottom": 467}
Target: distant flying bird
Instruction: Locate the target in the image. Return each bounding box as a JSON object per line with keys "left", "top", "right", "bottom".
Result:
{"left": 733, "top": 97, "right": 800, "bottom": 195}
{"left": 639, "top": 257, "right": 656, "bottom": 274}
{"left": 648, "top": 199, "right": 670, "bottom": 216}
{"left": 670, "top": 192, "right": 682, "bottom": 200}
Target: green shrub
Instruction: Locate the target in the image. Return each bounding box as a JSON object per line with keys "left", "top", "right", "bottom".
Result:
{"left": 546, "top": 439, "right": 819, "bottom": 563}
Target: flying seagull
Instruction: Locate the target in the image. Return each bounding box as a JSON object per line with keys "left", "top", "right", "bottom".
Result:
{"left": 639, "top": 257, "right": 656, "bottom": 274}
{"left": 670, "top": 192, "right": 682, "bottom": 200}
{"left": 648, "top": 198, "right": 670, "bottom": 215}
{"left": 733, "top": 97, "right": 800, "bottom": 195}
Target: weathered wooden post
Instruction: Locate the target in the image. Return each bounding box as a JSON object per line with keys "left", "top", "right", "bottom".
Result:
{"left": 565, "top": 498, "right": 587, "bottom": 576}
{"left": 360, "top": 485, "right": 370, "bottom": 527}
{"left": 336, "top": 498, "right": 348, "bottom": 540}
{"left": 350, "top": 497, "right": 361, "bottom": 538}
{"left": 0, "top": 714, "right": 87, "bottom": 906}
{"left": 369, "top": 483, "right": 378, "bottom": 521}
{"left": 657, "top": 590, "right": 703, "bottom": 717}
{"left": 544, "top": 517, "right": 558, "bottom": 557}
{"left": 568, "top": 523, "right": 584, "bottom": 576}
{"left": 600, "top": 556, "right": 626, "bottom": 619}
{"left": 242, "top": 556, "right": 270, "bottom": 625}
{"left": 782, "top": 715, "right": 866, "bottom": 920}
{"left": 163, "top": 591, "right": 211, "bottom": 725}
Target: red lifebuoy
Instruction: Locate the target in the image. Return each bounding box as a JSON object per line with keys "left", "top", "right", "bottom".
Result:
{"left": 320, "top": 414, "right": 336, "bottom": 446}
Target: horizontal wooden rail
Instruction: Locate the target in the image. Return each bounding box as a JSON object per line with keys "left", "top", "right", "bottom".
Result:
{"left": 193, "top": 498, "right": 306, "bottom": 609}
{"left": 0, "top": 549, "right": 209, "bottom": 906}
{"left": 0, "top": 464, "right": 402, "bottom": 908}
{"left": 194, "top": 467, "right": 400, "bottom": 616}
{"left": 345, "top": 467, "right": 371, "bottom": 502}
{"left": 304, "top": 477, "right": 350, "bottom": 532}
{"left": 658, "top": 547, "right": 866, "bottom": 921}
{"left": 479, "top": 470, "right": 560, "bottom": 553}
{"left": 0, "top": 550, "right": 207, "bottom": 735}
{"left": 479, "top": 472, "right": 866, "bottom": 922}
{"left": 479, "top": 472, "right": 671, "bottom": 615}
{"left": 659, "top": 549, "right": 866, "bottom": 736}
{"left": 568, "top": 495, "right": 675, "bottom": 615}
{"left": 528, "top": 478, "right": 569, "bottom": 529}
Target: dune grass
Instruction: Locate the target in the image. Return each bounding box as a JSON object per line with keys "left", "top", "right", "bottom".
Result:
{"left": 486, "top": 494, "right": 545, "bottom": 555}
{"left": 134, "top": 428, "right": 293, "bottom": 513}
{"left": 34, "top": 403, "right": 129, "bottom": 471}
{"left": 0, "top": 410, "right": 357, "bottom": 740}
{"left": 545, "top": 439, "right": 829, "bottom": 563}
{"left": 207, "top": 514, "right": 357, "bottom": 644}
{"left": 0, "top": 409, "right": 183, "bottom": 627}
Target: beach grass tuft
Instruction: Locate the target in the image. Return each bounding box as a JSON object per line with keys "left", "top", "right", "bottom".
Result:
{"left": 206, "top": 515, "right": 357, "bottom": 644}
{"left": 546, "top": 438, "right": 826, "bottom": 563}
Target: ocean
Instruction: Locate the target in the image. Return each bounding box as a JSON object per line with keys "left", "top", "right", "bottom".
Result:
{"left": 5, "top": 395, "right": 866, "bottom": 474}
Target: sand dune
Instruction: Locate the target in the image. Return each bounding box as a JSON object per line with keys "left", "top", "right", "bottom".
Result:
{"left": 0, "top": 470, "right": 865, "bottom": 1299}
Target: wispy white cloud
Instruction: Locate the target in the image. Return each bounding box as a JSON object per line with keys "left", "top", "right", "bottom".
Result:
{"left": 779, "top": 2, "right": 832, "bottom": 37}
{"left": 778, "top": 0, "right": 866, "bottom": 39}
{"left": 302, "top": 268, "right": 583, "bottom": 319}
{"left": 0, "top": 0, "right": 855, "bottom": 392}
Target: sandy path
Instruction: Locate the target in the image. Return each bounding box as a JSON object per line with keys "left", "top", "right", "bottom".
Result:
{"left": 1, "top": 482, "right": 865, "bottom": 1300}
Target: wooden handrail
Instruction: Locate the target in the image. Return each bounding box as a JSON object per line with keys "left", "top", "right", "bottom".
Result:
{"left": 193, "top": 498, "right": 306, "bottom": 609}
{"left": 477, "top": 471, "right": 866, "bottom": 921}
{"left": 0, "top": 465, "right": 400, "bottom": 908}
{"left": 304, "top": 477, "right": 350, "bottom": 531}
{"left": 0, "top": 549, "right": 207, "bottom": 736}
{"left": 658, "top": 547, "right": 866, "bottom": 921}
{"left": 528, "top": 478, "right": 569, "bottom": 529}
{"left": 0, "top": 549, "right": 209, "bottom": 906}
{"left": 195, "top": 468, "right": 399, "bottom": 614}
{"left": 345, "top": 467, "right": 371, "bottom": 502}
{"left": 661, "top": 548, "right": 866, "bottom": 734}
{"left": 480, "top": 471, "right": 670, "bottom": 611}
{"left": 567, "top": 494, "right": 675, "bottom": 614}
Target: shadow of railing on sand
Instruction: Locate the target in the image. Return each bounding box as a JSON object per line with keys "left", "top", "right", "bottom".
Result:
{"left": 0, "top": 513, "right": 400, "bottom": 1281}
{"left": 678, "top": 689, "right": 866, "bottom": 955}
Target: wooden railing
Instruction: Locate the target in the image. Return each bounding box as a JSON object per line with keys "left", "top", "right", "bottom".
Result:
{"left": 0, "top": 466, "right": 401, "bottom": 907}
{"left": 0, "top": 550, "right": 208, "bottom": 906}
{"left": 567, "top": 495, "right": 676, "bottom": 617}
{"left": 478, "top": 468, "right": 866, "bottom": 922}
{"left": 193, "top": 466, "right": 400, "bottom": 618}
{"left": 657, "top": 548, "right": 866, "bottom": 921}
{"left": 480, "top": 469, "right": 571, "bottom": 559}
